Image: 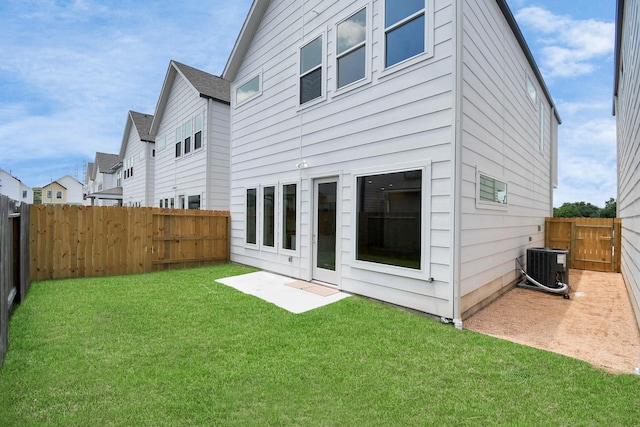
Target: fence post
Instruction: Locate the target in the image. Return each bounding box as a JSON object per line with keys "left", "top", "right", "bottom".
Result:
{"left": 0, "top": 195, "right": 10, "bottom": 368}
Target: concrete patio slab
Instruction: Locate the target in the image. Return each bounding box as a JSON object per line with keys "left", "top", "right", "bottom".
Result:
{"left": 215, "top": 271, "right": 350, "bottom": 314}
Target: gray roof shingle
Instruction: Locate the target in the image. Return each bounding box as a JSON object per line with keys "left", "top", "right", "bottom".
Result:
{"left": 95, "top": 152, "right": 121, "bottom": 174}
{"left": 172, "top": 60, "right": 230, "bottom": 104}
{"left": 129, "top": 111, "right": 155, "bottom": 142}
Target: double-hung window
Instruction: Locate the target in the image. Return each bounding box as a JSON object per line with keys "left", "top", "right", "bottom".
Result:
{"left": 337, "top": 8, "right": 367, "bottom": 89}
{"left": 300, "top": 35, "right": 323, "bottom": 105}
{"left": 384, "top": 0, "right": 428, "bottom": 68}
{"left": 184, "top": 119, "right": 192, "bottom": 154}
{"left": 194, "top": 115, "right": 203, "bottom": 150}
{"left": 175, "top": 127, "right": 182, "bottom": 158}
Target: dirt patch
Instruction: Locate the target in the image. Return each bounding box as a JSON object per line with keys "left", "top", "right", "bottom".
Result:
{"left": 464, "top": 269, "right": 640, "bottom": 374}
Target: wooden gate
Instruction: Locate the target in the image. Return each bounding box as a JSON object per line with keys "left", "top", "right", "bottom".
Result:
{"left": 545, "top": 218, "right": 621, "bottom": 272}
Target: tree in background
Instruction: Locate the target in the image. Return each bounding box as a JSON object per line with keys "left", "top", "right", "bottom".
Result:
{"left": 553, "top": 198, "right": 616, "bottom": 218}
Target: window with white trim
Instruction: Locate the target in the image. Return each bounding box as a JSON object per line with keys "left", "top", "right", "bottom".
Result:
{"left": 157, "top": 136, "right": 165, "bottom": 151}
{"left": 236, "top": 75, "right": 261, "bottom": 104}
{"left": 300, "top": 35, "right": 323, "bottom": 105}
{"left": 337, "top": 8, "right": 367, "bottom": 89}
{"left": 384, "top": 0, "right": 427, "bottom": 68}
{"left": 526, "top": 76, "right": 537, "bottom": 104}
{"left": 282, "top": 183, "right": 297, "bottom": 251}
{"left": 263, "top": 186, "right": 275, "bottom": 247}
{"left": 539, "top": 102, "right": 545, "bottom": 152}
{"left": 194, "top": 114, "right": 203, "bottom": 150}
{"left": 478, "top": 173, "right": 507, "bottom": 205}
{"left": 184, "top": 119, "right": 192, "bottom": 154}
{"left": 356, "top": 169, "right": 423, "bottom": 269}
{"left": 246, "top": 188, "right": 257, "bottom": 245}
{"left": 175, "top": 126, "right": 182, "bottom": 158}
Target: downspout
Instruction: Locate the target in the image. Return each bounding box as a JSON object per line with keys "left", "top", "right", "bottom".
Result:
{"left": 549, "top": 106, "right": 555, "bottom": 217}
{"left": 451, "top": 0, "right": 464, "bottom": 329}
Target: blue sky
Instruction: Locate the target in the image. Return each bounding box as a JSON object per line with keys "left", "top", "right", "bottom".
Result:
{"left": 0, "top": 0, "right": 616, "bottom": 208}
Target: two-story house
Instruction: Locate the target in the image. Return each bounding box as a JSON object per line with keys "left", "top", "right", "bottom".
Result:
{"left": 149, "top": 60, "right": 231, "bottom": 210}
{"left": 119, "top": 111, "right": 155, "bottom": 207}
{"left": 41, "top": 175, "right": 84, "bottom": 205}
{"left": 85, "top": 152, "right": 122, "bottom": 206}
{"left": 222, "top": 0, "right": 560, "bottom": 325}
{"left": 0, "top": 169, "right": 32, "bottom": 204}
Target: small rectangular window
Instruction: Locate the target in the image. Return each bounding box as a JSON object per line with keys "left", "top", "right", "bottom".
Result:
{"left": 22, "top": 190, "right": 27, "bottom": 198}
{"left": 527, "top": 76, "right": 537, "bottom": 103}
{"left": 170, "top": 198, "right": 174, "bottom": 208}
{"left": 194, "top": 115, "right": 203, "bottom": 149}
{"left": 56, "top": 191, "right": 62, "bottom": 199}
{"left": 184, "top": 136, "right": 191, "bottom": 154}
{"left": 165, "top": 198, "right": 169, "bottom": 208}
{"left": 246, "top": 188, "right": 257, "bottom": 244}
{"left": 479, "top": 174, "right": 507, "bottom": 205}
{"left": 356, "top": 170, "right": 422, "bottom": 269}
{"left": 175, "top": 141, "right": 182, "bottom": 158}
{"left": 157, "top": 136, "right": 165, "bottom": 151}
{"left": 384, "top": 0, "right": 426, "bottom": 67}
{"left": 540, "top": 102, "right": 545, "bottom": 152}
{"left": 47, "top": 190, "right": 52, "bottom": 199}
{"left": 263, "top": 186, "right": 275, "bottom": 247}
{"left": 236, "top": 75, "right": 260, "bottom": 104}
{"left": 337, "top": 8, "right": 367, "bottom": 88}
{"left": 282, "top": 184, "right": 297, "bottom": 250}
{"left": 160, "top": 199, "right": 164, "bottom": 208}
{"left": 300, "top": 36, "right": 323, "bottom": 104}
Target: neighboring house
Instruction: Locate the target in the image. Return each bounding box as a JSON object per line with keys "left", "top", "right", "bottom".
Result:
{"left": 0, "top": 169, "right": 32, "bottom": 203}
{"left": 613, "top": 0, "right": 640, "bottom": 330}
{"left": 149, "top": 60, "right": 230, "bottom": 210}
{"left": 222, "top": 0, "right": 560, "bottom": 324}
{"left": 41, "top": 175, "right": 83, "bottom": 205}
{"left": 119, "top": 111, "right": 155, "bottom": 207}
{"left": 83, "top": 162, "right": 95, "bottom": 205}
{"left": 85, "top": 152, "right": 122, "bottom": 206}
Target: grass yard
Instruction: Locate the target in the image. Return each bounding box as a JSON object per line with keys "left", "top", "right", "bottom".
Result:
{"left": 1, "top": 264, "right": 639, "bottom": 426}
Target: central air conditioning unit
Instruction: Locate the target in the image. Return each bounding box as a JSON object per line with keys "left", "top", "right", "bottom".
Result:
{"left": 516, "top": 248, "right": 570, "bottom": 299}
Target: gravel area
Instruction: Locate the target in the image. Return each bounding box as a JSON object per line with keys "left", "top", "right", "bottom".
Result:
{"left": 464, "top": 269, "right": 640, "bottom": 374}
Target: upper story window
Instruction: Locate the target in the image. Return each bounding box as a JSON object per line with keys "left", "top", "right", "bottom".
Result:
{"left": 175, "top": 126, "right": 182, "bottom": 158}
{"left": 236, "top": 75, "right": 260, "bottom": 104}
{"left": 300, "top": 35, "right": 323, "bottom": 105}
{"left": 526, "top": 76, "right": 537, "bottom": 104}
{"left": 47, "top": 190, "right": 52, "bottom": 199}
{"left": 337, "top": 8, "right": 367, "bottom": 89}
{"left": 56, "top": 191, "right": 62, "bottom": 199}
{"left": 194, "top": 115, "right": 203, "bottom": 150}
{"left": 184, "top": 119, "right": 192, "bottom": 154}
{"left": 156, "top": 136, "right": 165, "bottom": 151}
{"left": 22, "top": 190, "right": 27, "bottom": 198}
{"left": 384, "top": 0, "right": 427, "bottom": 68}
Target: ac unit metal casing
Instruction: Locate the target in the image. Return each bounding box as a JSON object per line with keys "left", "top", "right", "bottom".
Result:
{"left": 526, "top": 247, "right": 569, "bottom": 289}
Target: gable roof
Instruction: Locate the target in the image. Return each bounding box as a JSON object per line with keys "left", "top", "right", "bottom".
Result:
{"left": 119, "top": 110, "right": 154, "bottom": 158}
{"left": 94, "top": 152, "right": 121, "bottom": 174}
{"left": 85, "top": 162, "right": 95, "bottom": 184}
{"left": 222, "top": 0, "right": 560, "bottom": 123}
{"left": 149, "top": 60, "right": 230, "bottom": 135}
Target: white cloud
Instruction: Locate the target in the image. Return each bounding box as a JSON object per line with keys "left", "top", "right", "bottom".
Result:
{"left": 515, "top": 6, "right": 614, "bottom": 78}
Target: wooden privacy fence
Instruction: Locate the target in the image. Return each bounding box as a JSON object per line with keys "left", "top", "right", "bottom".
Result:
{"left": 0, "top": 195, "right": 30, "bottom": 368}
{"left": 30, "top": 205, "right": 230, "bottom": 281}
{"left": 545, "top": 217, "right": 622, "bottom": 272}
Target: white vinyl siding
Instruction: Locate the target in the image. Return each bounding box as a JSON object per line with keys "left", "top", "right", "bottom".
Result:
{"left": 615, "top": 0, "right": 640, "bottom": 329}
{"left": 230, "top": 0, "right": 454, "bottom": 317}
{"left": 458, "top": 0, "right": 556, "bottom": 315}
{"left": 154, "top": 71, "right": 230, "bottom": 211}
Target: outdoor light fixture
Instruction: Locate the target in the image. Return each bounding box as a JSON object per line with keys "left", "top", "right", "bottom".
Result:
{"left": 296, "top": 160, "right": 308, "bottom": 169}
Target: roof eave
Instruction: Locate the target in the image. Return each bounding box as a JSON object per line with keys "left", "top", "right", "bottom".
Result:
{"left": 613, "top": 0, "right": 624, "bottom": 116}
{"left": 496, "top": 0, "right": 561, "bottom": 124}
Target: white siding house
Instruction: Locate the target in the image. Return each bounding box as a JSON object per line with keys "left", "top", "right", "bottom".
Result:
{"left": 85, "top": 152, "right": 122, "bottom": 206}
{"left": 149, "top": 60, "right": 230, "bottom": 210}
{"left": 223, "top": 0, "right": 560, "bottom": 324}
{"left": 614, "top": 0, "right": 640, "bottom": 330}
{"left": 120, "top": 111, "right": 155, "bottom": 207}
{"left": 42, "top": 175, "right": 84, "bottom": 205}
{"left": 0, "top": 169, "right": 32, "bottom": 203}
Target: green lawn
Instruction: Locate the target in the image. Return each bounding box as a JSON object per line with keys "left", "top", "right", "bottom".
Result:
{"left": 1, "top": 264, "right": 639, "bottom": 426}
